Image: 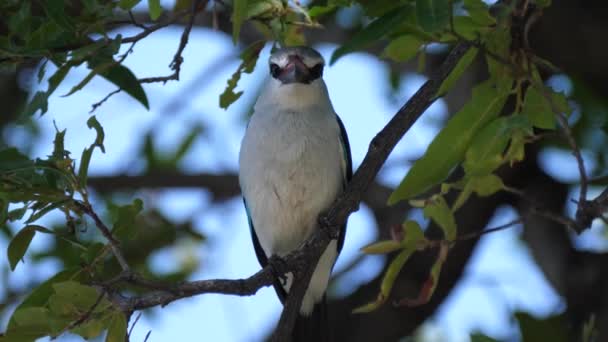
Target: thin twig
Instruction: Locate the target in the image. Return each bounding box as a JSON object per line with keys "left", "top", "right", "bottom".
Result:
{"left": 74, "top": 201, "right": 131, "bottom": 271}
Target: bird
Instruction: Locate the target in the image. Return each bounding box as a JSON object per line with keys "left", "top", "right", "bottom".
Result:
{"left": 238, "top": 46, "right": 352, "bottom": 341}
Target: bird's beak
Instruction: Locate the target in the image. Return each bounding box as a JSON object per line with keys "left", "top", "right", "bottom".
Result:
{"left": 278, "top": 55, "right": 311, "bottom": 84}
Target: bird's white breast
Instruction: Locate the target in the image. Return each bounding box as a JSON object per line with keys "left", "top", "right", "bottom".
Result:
{"left": 239, "top": 105, "right": 343, "bottom": 257}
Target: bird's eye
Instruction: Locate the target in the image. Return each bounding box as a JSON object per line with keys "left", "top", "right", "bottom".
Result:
{"left": 309, "top": 63, "right": 324, "bottom": 80}
{"left": 270, "top": 63, "right": 281, "bottom": 78}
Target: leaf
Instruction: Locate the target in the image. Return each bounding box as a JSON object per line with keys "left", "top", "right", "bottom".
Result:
{"left": 383, "top": 35, "right": 424, "bottom": 62}
{"left": 79, "top": 116, "right": 106, "bottom": 188}
{"left": 436, "top": 47, "right": 478, "bottom": 97}
{"left": 219, "top": 40, "right": 265, "bottom": 109}
{"left": 52, "top": 128, "right": 66, "bottom": 160}
{"left": 0, "top": 148, "right": 33, "bottom": 171}
{"left": 105, "top": 312, "right": 127, "bottom": 342}
{"left": 388, "top": 79, "right": 511, "bottom": 203}
{"left": 119, "top": 0, "right": 142, "bottom": 10}
{"left": 402, "top": 220, "right": 425, "bottom": 249}
{"left": 10, "top": 307, "right": 52, "bottom": 338}
{"left": 23, "top": 63, "right": 71, "bottom": 116}
{"left": 308, "top": 5, "right": 336, "bottom": 18}
{"left": 330, "top": 5, "right": 414, "bottom": 65}
{"left": 471, "top": 174, "right": 504, "bottom": 197}
{"left": 520, "top": 86, "right": 555, "bottom": 129}
{"left": 7, "top": 269, "right": 79, "bottom": 330}
{"left": 394, "top": 243, "right": 448, "bottom": 306}
{"left": 423, "top": 196, "right": 457, "bottom": 241}
{"left": 464, "top": 0, "right": 495, "bottom": 26}
{"left": 361, "top": 240, "right": 402, "bottom": 254}
{"left": 416, "top": 0, "right": 450, "bottom": 32}
{"left": 515, "top": 312, "right": 568, "bottom": 342}
{"left": 43, "top": 0, "right": 74, "bottom": 31}
{"left": 27, "top": 202, "right": 67, "bottom": 223}
{"left": 101, "top": 64, "right": 149, "bottom": 109}
{"left": 470, "top": 332, "right": 500, "bottom": 342}
{"left": 463, "top": 116, "right": 523, "bottom": 176}
{"left": 110, "top": 198, "right": 144, "bottom": 239}
{"left": 353, "top": 247, "right": 415, "bottom": 313}
{"left": 232, "top": 0, "right": 248, "bottom": 43}
{"left": 52, "top": 281, "right": 101, "bottom": 310}
{"left": 148, "top": 0, "right": 162, "bottom": 20}
{"left": 7, "top": 226, "right": 36, "bottom": 270}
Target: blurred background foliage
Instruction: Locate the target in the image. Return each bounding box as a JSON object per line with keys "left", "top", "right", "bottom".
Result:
{"left": 1, "top": 0, "right": 608, "bottom": 341}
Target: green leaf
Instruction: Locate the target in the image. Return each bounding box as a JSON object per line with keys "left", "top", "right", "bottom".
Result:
{"left": 416, "top": 0, "right": 450, "bottom": 32}
{"left": 7, "top": 226, "right": 36, "bottom": 270}
{"left": 110, "top": 198, "right": 144, "bottom": 239}
{"left": 423, "top": 195, "right": 457, "bottom": 241}
{"left": 353, "top": 247, "right": 415, "bottom": 314}
{"left": 470, "top": 332, "right": 500, "bottom": 342}
{"left": 52, "top": 281, "right": 101, "bottom": 310}
{"left": 148, "top": 0, "right": 162, "bottom": 20}
{"left": 388, "top": 79, "right": 511, "bottom": 203}
{"left": 232, "top": 0, "right": 248, "bottom": 43}
{"left": 10, "top": 307, "right": 52, "bottom": 338}
{"left": 394, "top": 243, "right": 448, "bottom": 307}
{"left": 402, "top": 220, "right": 425, "bottom": 249}
{"left": 0, "top": 148, "right": 33, "bottom": 171}
{"left": 464, "top": 0, "right": 495, "bottom": 26}
{"left": 361, "top": 240, "right": 402, "bottom": 254}
{"left": 23, "top": 63, "right": 71, "bottom": 116}
{"left": 515, "top": 312, "right": 568, "bottom": 342}
{"left": 79, "top": 116, "right": 106, "bottom": 188}
{"left": 27, "top": 202, "right": 67, "bottom": 223}
{"left": 436, "top": 47, "right": 478, "bottom": 97}
{"left": 463, "top": 116, "right": 516, "bottom": 176}
{"left": 119, "top": 0, "right": 142, "bottom": 10}
{"left": 383, "top": 35, "right": 424, "bottom": 62}
{"left": 330, "top": 5, "right": 414, "bottom": 65}
{"left": 219, "top": 40, "right": 265, "bottom": 109}
{"left": 8, "top": 268, "right": 79, "bottom": 330}
{"left": 101, "top": 64, "right": 149, "bottom": 109}
{"left": 520, "top": 86, "right": 555, "bottom": 129}
{"left": 43, "top": 0, "right": 74, "bottom": 31}
{"left": 308, "top": 5, "right": 336, "bottom": 18}
{"left": 471, "top": 174, "right": 505, "bottom": 197}
{"left": 105, "top": 312, "right": 127, "bottom": 342}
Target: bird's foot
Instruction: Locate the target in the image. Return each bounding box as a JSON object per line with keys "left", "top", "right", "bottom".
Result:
{"left": 268, "top": 255, "right": 289, "bottom": 285}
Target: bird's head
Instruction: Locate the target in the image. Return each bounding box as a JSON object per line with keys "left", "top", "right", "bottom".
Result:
{"left": 268, "top": 46, "right": 325, "bottom": 85}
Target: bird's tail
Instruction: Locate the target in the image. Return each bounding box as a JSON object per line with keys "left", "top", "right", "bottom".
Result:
{"left": 291, "top": 297, "right": 331, "bottom": 342}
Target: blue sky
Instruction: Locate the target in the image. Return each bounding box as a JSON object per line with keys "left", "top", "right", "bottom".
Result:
{"left": 4, "top": 21, "right": 606, "bottom": 341}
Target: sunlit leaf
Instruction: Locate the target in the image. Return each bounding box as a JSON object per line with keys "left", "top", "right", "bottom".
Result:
{"left": 361, "top": 240, "right": 402, "bottom": 254}
{"left": 105, "top": 312, "right": 127, "bottom": 342}
{"left": 464, "top": 0, "right": 495, "bottom": 26}
{"left": 148, "top": 0, "right": 162, "bottom": 20}
{"left": 383, "top": 35, "right": 424, "bottom": 62}
{"left": 436, "top": 47, "right": 478, "bottom": 97}
{"left": 423, "top": 196, "right": 456, "bottom": 241}
{"left": 389, "top": 79, "right": 511, "bottom": 203}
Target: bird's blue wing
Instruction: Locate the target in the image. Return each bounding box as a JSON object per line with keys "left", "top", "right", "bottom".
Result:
{"left": 335, "top": 114, "right": 352, "bottom": 253}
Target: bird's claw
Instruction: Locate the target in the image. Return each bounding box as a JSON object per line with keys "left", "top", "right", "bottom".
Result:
{"left": 268, "top": 255, "right": 289, "bottom": 285}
